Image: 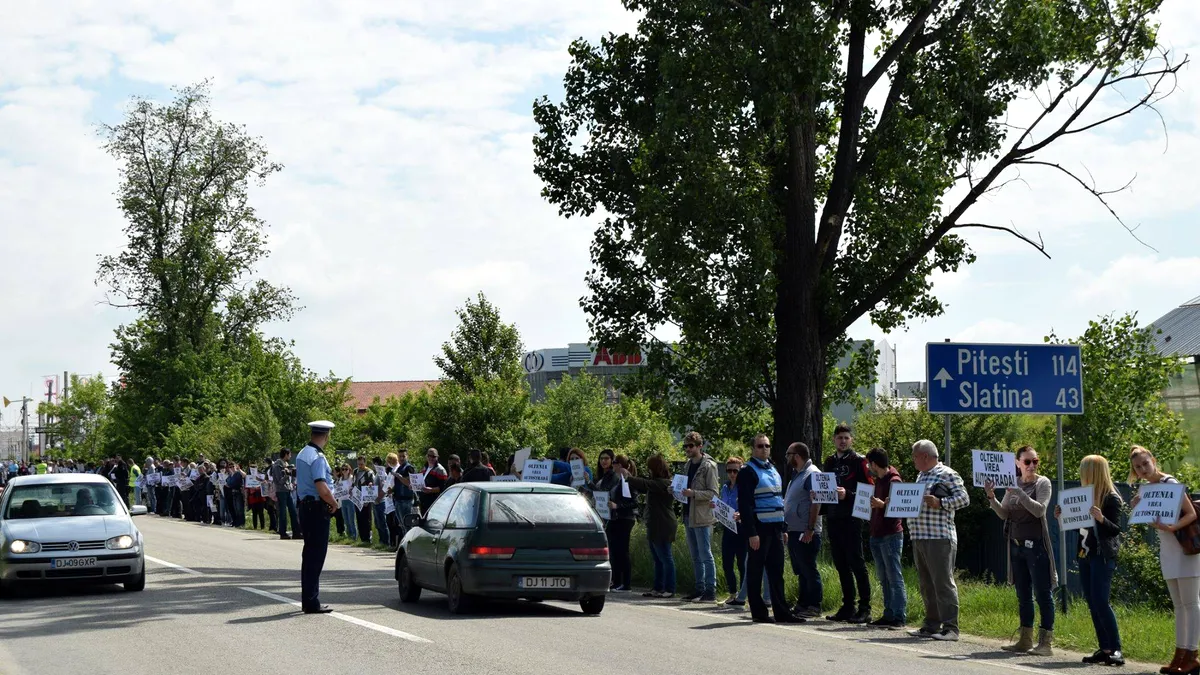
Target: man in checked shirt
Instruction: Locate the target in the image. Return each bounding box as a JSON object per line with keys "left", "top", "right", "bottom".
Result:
{"left": 907, "top": 439, "right": 970, "bottom": 642}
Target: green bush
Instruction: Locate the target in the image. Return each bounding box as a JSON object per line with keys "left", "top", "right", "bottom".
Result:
{"left": 1113, "top": 525, "right": 1171, "bottom": 610}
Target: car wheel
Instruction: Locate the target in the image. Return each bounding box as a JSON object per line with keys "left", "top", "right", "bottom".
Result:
{"left": 446, "top": 564, "right": 474, "bottom": 615}
{"left": 580, "top": 595, "right": 606, "bottom": 615}
{"left": 397, "top": 554, "right": 421, "bottom": 603}
{"left": 124, "top": 565, "right": 146, "bottom": 592}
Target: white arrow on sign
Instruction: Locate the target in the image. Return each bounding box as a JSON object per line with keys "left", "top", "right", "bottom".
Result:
{"left": 934, "top": 368, "right": 954, "bottom": 388}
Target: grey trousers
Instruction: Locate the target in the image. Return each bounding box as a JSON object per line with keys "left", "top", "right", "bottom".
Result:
{"left": 913, "top": 538, "right": 959, "bottom": 633}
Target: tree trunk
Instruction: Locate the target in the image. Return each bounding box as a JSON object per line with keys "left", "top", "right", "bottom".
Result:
{"left": 773, "top": 311, "right": 828, "bottom": 469}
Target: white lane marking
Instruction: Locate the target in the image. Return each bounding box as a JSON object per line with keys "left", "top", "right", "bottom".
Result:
{"left": 631, "top": 603, "right": 1050, "bottom": 675}
{"left": 239, "top": 586, "right": 432, "bottom": 643}
{"left": 144, "top": 555, "right": 203, "bottom": 576}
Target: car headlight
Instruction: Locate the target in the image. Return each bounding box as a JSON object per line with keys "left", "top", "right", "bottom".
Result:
{"left": 9, "top": 539, "right": 40, "bottom": 554}
{"left": 106, "top": 535, "right": 135, "bottom": 550}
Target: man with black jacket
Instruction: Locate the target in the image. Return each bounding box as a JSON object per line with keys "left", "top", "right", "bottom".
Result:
{"left": 821, "top": 424, "right": 873, "bottom": 624}
{"left": 737, "top": 433, "right": 804, "bottom": 625}
{"left": 461, "top": 449, "right": 496, "bottom": 483}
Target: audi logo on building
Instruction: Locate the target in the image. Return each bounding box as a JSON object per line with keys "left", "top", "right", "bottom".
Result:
{"left": 523, "top": 351, "right": 545, "bottom": 373}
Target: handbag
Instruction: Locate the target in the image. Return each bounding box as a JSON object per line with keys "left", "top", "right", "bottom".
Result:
{"left": 1166, "top": 477, "right": 1200, "bottom": 555}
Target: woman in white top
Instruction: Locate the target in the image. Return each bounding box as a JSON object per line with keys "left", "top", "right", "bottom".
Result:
{"left": 1129, "top": 445, "right": 1200, "bottom": 675}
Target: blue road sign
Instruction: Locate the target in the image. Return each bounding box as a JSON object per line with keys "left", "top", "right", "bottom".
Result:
{"left": 926, "top": 342, "right": 1084, "bottom": 415}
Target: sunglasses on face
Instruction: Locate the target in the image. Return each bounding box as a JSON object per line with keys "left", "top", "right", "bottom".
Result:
{"left": 755, "top": 444, "right": 770, "bottom": 449}
{"left": 683, "top": 443, "right": 699, "bottom": 449}
{"left": 726, "top": 468, "right": 739, "bottom": 474}
{"left": 1023, "top": 459, "right": 1039, "bottom": 466}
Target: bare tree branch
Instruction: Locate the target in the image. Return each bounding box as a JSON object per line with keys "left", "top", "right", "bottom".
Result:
{"left": 953, "top": 223, "right": 1050, "bottom": 259}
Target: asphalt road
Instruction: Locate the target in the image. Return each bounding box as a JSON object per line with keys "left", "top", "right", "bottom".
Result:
{"left": 0, "top": 515, "right": 1160, "bottom": 675}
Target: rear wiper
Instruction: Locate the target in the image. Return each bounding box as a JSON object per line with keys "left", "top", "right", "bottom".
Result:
{"left": 494, "top": 500, "right": 536, "bottom": 527}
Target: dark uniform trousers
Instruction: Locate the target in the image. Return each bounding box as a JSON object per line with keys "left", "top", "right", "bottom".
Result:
{"left": 746, "top": 521, "right": 790, "bottom": 621}
{"left": 299, "top": 498, "right": 332, "bottom": 610}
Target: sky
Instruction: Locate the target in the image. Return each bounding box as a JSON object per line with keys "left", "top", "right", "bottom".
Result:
{"left": 1, "top": 1, "right": 1197, "bottom": 421}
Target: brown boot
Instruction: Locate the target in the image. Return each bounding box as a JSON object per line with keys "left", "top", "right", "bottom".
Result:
{"left": 1029, "top": 629, "right": 1053, "bottom": 657}
{"left": 1172, "top": 649, "right": 1200, "bottom": 675}
{"left": 1163, "top": 648, "right": 1186, "bottom": 674}
{"left": 1001, "top": 627, "right": 1034, "bottom": 653}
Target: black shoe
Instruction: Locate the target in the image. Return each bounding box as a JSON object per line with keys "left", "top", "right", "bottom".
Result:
{"left": 1104, "top": 651, "right": 1125, "bottom": 667}
{"left": 682, "top": 592, "right": 702, "bottom": 602}
{"left": 302, "top": 605, "right": 333, "bottom": 614}
{"left": 776, "top": 614, "right": 806, "bottom": 624}
{"left": 887, "top": 618, "right": 907, "bottom": 629}
{"left": 1083, "top": 650, "right": 1107, "bottom": 664}
{"left": 279, "top": 534, "right": 291, "bottom": 540}
{"left": 698, "top": 594, "right": 717, "bottom": 603}
{"left": 797, "top": 605, "right": 822, "bottom": 618}
{"left": 848, "top": 609, "right": 872, "bottom": 624}
{"left": 826, "top": 606, "right": 855, "bottom": 622}
{"left": 869, "top": 617, "right": 893, "bottom": 627}
{"left": 751, "top": 615, "right": 775, "bottom": 624}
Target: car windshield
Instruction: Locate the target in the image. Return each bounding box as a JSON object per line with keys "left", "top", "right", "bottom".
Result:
{"left": 3, "top": 483, "right": 123, "bottom": 519}
{"left": 486, "top": 492, "right": 599, "bottom": 528}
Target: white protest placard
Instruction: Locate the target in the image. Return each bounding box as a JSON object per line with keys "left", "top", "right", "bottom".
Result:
{"left": 362, "top": 485, "right": 378, "bottom": 503}
{"left": 246, "top": 475, "right": 260, "bottom": 489}
{"left": 206, "top": 495, "right": 214, "bottom": 510}
{"left": 490, "top": 475, "right": 519, "bottom": 482}
{"left": 621, "top": 477, "right": 631, "bottom": 498}
{"left": 885, "top": 482, "right": 927, "bottom": 519}
{"left": 385, "top": 473, "right": 395, "bottom": 491}
{"left": 385, "top": 498, "right": 396, "bottom": 515}
{"left": 1130, "top": 482, "right": 1185, "bottom": 525}
{"left": 1058, "top": 486, "right": 1095, "bottom": 530}
{"left": 570, "top": 458, "right": 588, "bottom": 488}
{"left": 972, "top": 450, "right": 1018, "bottom": 488}
{"left": 671, "top": 474, "right": 689, "bottom": 504}
{"left": 409, "top": 473, "right": 426, "bottom": 493}
{"left": 811, "top": 472, "right": 839, "bottom": 504}
{"left": 852, "top": 483, "right": 874, "bottom": 521}
{"left": 164, "top": 474, "right": 177, "bottom": 488}
{"left": 350, "top": 487, "right": 363, "bottom": 510}
{"left": 594, "top": 497, "right": 612, "bottom": 520}
{"left": 189, "top": 469, "right": 199, "bottom": 481}
{"left": 513, "top": 448, "right": 532, "bottom": 473}
{"left": 149, "top": 472, "right": 161, "bottom": 486}
{"left": 713, "top": 498, "right": 738, "bottom": 534}
{"left": 523, "top": 459, "right": 553, "bottom": 483}
{"left": 178, "top": 477, "right": 193, "bottom": 491}
{"left": 333, "top": 481, "right": 349, "bottom": 501}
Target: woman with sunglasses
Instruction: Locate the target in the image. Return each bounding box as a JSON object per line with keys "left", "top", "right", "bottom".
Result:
{"left": 986, "top": 445, "right": 1056, "bottom": 656}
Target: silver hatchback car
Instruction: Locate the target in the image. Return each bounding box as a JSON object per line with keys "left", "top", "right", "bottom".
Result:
{"left": 0, "top": 473, "right": 147, "bottom": 593}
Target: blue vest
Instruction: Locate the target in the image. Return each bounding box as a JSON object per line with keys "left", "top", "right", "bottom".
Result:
{"left": 749, "top": 458, "right": 785, "bottom": 523}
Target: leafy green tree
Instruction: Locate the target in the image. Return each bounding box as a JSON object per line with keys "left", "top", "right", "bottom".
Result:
{"left": 533, "top": 0, "right": 1180, "bottom": 463}
{"left": 223, "top": 390, "right": 282, "bottom": 467}
{"left": 38, "top": 374, "right": 112, "bottom": 463}
{"left": 434, "top": 292, "right": 524, "bottom": 390}
{"left": 98, "top": 81, "right": 295, "bottom": 456}
{"left": 1046, "top": 312, "right": 1188, "bottom": 478}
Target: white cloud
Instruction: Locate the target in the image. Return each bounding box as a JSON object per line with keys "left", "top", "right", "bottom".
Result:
{"left": 1069, "top": 255, "right": 1200, "bottom": 308}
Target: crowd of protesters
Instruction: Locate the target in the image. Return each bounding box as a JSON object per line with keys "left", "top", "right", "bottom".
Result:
{"left": 14, "top": 428, "right": 1200, "bottom": 672}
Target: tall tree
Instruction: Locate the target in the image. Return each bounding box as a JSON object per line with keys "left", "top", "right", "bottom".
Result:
{"left": 98, "top": 82, "right": 296, "bottom": 454}
{"left": 534, "top": 0, "right": 1182, "bottom": 463}
{"left": 434, "top": 292, "right": 524, "bottom": 391}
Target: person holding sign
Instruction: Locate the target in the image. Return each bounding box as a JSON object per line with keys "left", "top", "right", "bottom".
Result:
{"left": 608, "top": 454, "right": 640, "bottom": 592}
{"left": 736, "top": 433, "right": 803, "bottom": 625}
{"left": 1129, "top": 445, "right": 1200, "bottom": 675}
{"left": 588, "top": 450, "right": 625, "bottom": 590}
{"left": 821, "top": 424, "right": 873, "bottom": 624}
{"left": 415, "top": 449, "right": 447, "bottom": 514}
{"left": 1053, "top": 455, "right": 1125, "bottom": 667}
{"left": 353, "top": 457, "right": 376, "bottom": 544}
{"left": 678, "top": 431, "right": 719, "bottom": 603}
{"left": 908, "top": 439, "right": 970, "bottom": 642}
{"left": 783, "top": 443, "right": 822, "bottom": 618}
{"left": 985, "top": 445, "right": 1056, "bottom": 656}
{"left": 616, "top": 455, "right": 677, "bottom": 598}
{"left": 865, "top": 448, "right": 907, "bottom": 628}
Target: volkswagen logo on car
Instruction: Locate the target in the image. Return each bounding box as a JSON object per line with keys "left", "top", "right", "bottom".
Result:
{"left": 523, "top": 351, "right": 545, "bottom": 373}
{"left": 68, "top": 541, "right": 79, "bottom": 551}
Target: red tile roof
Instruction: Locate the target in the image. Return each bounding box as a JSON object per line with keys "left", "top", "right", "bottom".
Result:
{"left": 347, "top": 380, "right": 439, "bottom": 412}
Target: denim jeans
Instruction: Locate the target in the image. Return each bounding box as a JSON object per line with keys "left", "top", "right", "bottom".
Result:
{"left": 340, "top": 501, "right": 358, "bottom": 539}
{"left": 1080, "top": 554, "right": 1121, "bottom": 652}
{"left": 393, "top": 499, "right": 414, "bottom": 544}
{"left": 373, "top": 501, "right": 388, "bottom": 542}
{"left": 788, "top": 532, "right": 824, "bottom": 609}
{"left": 277, "top": 490, "right": 299, "bottom": 537}
{"left": 648, "top": 540, "right": 676, "bottom": 593}
{"left": 685, "top": 525, "right": 716, "bottom": 595}
{"left": 1011, "top": 541, "right": 1055, "bottom": 630}
{"left": 870, "top": 533, "right": 907, "bottom": 621}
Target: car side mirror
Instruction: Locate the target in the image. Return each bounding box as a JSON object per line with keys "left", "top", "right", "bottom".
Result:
{"left": 130, "top": 505, "right": 148, "bottom": 516}
{"left": 403, "top": 513, "right": 421, "bottom": 530}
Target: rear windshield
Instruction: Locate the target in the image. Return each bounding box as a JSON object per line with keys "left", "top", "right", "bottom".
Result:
{"left": 4, "top": 483, "right": 123, "bottom": 519}
{"left": 486, "top": 492, "right": 599, "bottom": 528}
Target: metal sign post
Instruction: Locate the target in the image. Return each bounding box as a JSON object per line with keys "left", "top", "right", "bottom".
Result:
{"left": 926, "top": 341, "right": 1084, "bottom": 614}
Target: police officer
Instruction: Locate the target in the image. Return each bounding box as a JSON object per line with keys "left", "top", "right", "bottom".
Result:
{"left": 737, "top": 433, "right": 803, "bottom": 625}
{"left": 295, "top": 420, "right": 340, "bottom": 614}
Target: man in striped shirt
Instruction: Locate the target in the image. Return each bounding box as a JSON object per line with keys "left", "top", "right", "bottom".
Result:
{"left": 907, "top": 439, "right": 970, "bottom": 642}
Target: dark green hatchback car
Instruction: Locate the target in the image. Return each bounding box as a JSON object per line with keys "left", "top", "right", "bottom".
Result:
{"left": 395, "top": 482, "right": 611, "bottom": 615}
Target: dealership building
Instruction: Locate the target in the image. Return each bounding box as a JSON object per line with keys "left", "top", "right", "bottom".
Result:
{"left": 522, "top": 340, "right": 896, "bottom": 424}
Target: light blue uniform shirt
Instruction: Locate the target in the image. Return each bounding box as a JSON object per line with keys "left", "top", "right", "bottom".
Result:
{"left": 295, "top": 444, "right": 332, "bottom": 500}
